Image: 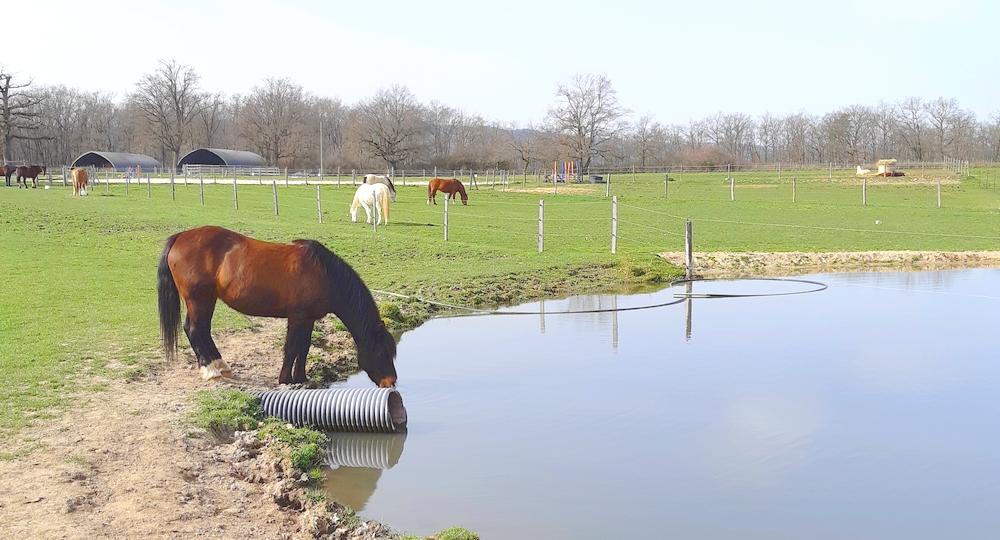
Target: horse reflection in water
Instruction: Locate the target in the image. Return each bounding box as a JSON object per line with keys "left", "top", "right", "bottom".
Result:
{"left": 322, "top": 432, "right": 407, "bottom": 510}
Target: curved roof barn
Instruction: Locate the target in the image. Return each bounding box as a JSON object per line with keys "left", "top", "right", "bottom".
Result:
{"left": 177, "top": 148, "right": 267, "bottom": 168}
{"left": 71, "top": 151, "right": 160, "bottom": 171}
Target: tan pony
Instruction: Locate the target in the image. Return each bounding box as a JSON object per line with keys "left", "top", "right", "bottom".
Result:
{"left": 71, "top": 168, "right": 89, "bottom": 196}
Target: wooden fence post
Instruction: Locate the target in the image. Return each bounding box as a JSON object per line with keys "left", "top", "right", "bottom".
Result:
{"left": 792, "top": 176, "right": 796, "bottom": 203}
{"left": 272, "top": 180, "right": 279, "bottom": 216}
{"left": 664, "top": 173, "right": 668, "bottom": 198}
{"left": 537, "top": 200, "right": 544, "bottom": 253}
{"left": 170, "top": 172, "right": 175, "bottom": 200}
{"left": 611, "top": 196, "right": 618, "bottom": 254}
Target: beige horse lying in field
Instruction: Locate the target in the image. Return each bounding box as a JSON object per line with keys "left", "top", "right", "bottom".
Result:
{"left": 350, "top": 183, "right": 391, "bottom": 225}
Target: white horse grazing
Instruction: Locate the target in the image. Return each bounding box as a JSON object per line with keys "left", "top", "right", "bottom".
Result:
{"left": 856, "top": 166, "right": 872, "bottom": 176}
{"left": 350, "top": 183, "right": 391, "bottom": 225}
{"left": 363, "top": 174, "right": 397, "bottom": 202}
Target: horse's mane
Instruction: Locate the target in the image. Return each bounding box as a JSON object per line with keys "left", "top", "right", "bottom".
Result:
{"left": 294, "top": 240, "right": 395, "bottom": 358}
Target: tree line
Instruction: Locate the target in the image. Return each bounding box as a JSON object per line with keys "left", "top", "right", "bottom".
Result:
{"left": 2, "top": 62, "right": 998, "bottom": 172}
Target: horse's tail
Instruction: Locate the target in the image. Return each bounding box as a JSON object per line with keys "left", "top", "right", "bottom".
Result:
{"left": 379, "top": 185, "right": 390, "bottom": 223}
{"left": 158, "top": 233, "right": 181, "bottom": 362}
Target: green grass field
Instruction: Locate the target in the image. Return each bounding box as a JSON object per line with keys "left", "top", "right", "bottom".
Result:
{"left": 2, "top": 166, "right": 998, "bottom": 439}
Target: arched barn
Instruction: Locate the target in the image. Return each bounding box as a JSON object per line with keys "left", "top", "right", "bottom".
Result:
{"left": 177, "top": 148, "right": 267, "bottom": 168}
{"left": 71, "top": 151, "right": 160, "bottom": 172}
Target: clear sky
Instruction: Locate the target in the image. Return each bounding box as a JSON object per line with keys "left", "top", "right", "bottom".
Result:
{"left": 6, "top": 0, "right": 998, "bottom": 125}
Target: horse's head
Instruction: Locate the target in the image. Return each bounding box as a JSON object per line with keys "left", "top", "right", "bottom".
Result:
{"left": 459, "top": 185, "right": 469, "bottom": 205}
{"left": 358, "top": 325, "right": 398, "bottom": 388}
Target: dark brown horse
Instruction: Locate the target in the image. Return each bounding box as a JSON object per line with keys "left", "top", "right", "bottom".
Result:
{"left": 427, "top": 177, "right": 468, "bottom": 205}
{"left": 158, "top": 226, "right": 397, "bottom": 387}
{"left": 1, "top": 165, "right": 17, "bottom": 187}
{"left": 16, "top": 165, "right": 46, "bottom": 188}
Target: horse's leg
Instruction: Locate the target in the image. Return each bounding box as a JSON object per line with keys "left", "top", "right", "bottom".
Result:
{"left": 183, "top": 295, "right": 230, "bottom": 380}
{"left": 290, "top": 319, "right": 315, "bottom": 384}
{"left": 282, "top": 318, "right": 313, "bottom": 384}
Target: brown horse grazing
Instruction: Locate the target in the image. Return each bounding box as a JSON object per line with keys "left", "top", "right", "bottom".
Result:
{"left": 16, "top": 165, "right": 46, "bottom": 188}
{"left": 1, "top": 165, "right": 18, "bottom": 187}
{"left": 70, "top": 168, "right": 89, "bottom": 196}
{"left": 427, "top": 177, "right": 468, "bottom": 205}
{"left": 158, "top": 226, "right": 398, "bottom": 387}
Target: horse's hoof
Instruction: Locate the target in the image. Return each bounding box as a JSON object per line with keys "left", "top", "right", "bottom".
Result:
{"left": 200, "top": 359, "right": 233, "bottom": 380}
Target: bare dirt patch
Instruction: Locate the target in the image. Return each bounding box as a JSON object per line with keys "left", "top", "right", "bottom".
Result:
{"left": 659, "top": 250, "right": 1000, "bottom": 276}
{"left": 0, "top": 318, "right": 391, "bottom": 540}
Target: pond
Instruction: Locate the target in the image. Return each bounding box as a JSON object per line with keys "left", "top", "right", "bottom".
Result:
{"left": 324, "top": 269, "right": 1000, "bottom": 539}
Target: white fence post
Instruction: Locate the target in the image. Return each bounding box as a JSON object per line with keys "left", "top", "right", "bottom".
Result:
{"left": 537, "top": 200, "right": 544, "bottom": 253}
{"left": 862, "top": 177, "right": 868, "bottom": 206}
{"left": 792, "top": 176, "right": 796, "bottom": 203}
{"left": 937, "top": 179, "right": 942, "bottom": 208}
{"left": 443, "top": 195, "right": 449, "bottom": 241}
{"left": 684, "top": 219, "right": 694, "bottom": 279}
{"left": 611, "top": 195, "right": 618, "bottom": 254}
{"left": 233, "top": 171, "right": 239, "bottom": 210}
{"left": 316, "top": 185, "right": 323, "bottom": 223}
{"left": 199, "top": 175, "right": 204, "bottom": 205}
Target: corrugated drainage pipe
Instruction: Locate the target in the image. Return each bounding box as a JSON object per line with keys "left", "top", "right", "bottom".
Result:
{"left": 257, "top": 387, "right": 407, "bottom": 433}
{"left": 325, "top": 433, "right": 406, "bottom": 469}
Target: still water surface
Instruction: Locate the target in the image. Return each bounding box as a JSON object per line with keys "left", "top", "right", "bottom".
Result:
{"left": 325, "top": 270, "right": 1000, "bottom": 539}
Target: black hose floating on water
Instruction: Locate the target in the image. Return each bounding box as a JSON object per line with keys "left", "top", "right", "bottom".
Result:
{"left": 372, "top": 276, "right": 828, "bottom": 316}
{"left": 669, "top": 277, "right": 828, "bottom": 299}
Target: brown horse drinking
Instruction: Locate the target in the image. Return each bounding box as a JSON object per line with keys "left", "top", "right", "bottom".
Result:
{"left": 16, "top": 165, "right": 46, "bottom": 188}
{"left": 427, "top": 177, "right": 468, "bottom": 205}
{"left": 158, "top": 226, "right": 397, "bottom": 386}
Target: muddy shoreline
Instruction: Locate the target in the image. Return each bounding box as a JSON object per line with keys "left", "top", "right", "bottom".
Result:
{"left": 659, "top": 250, "right": 1000, "bottom": 277}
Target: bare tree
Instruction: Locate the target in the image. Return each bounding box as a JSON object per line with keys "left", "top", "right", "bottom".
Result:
{"left": 0, "top": 69, "right": 46, "bottom": 163}
{"left": 239, "top": 78, "right": 310, "bottom": 166}
{"left": 197, "top": 93, "right": 226, "bottom": 147}
{"left": 508, "top": 125, "right": 539, "bottom": 177}
{"left": 356, "top": 85, "right": 421, "bottom": 170}
{"left": 547, "top": 74, "right": 626, "bottom": 169}
{"left": 896, "top": 97, "right": 926, "bottom": 161}
{"left": 630, "top": 115, "right": 666, "bottom": 167}
{"left": 132, "top": 59, "right": 204, "bottom": 168}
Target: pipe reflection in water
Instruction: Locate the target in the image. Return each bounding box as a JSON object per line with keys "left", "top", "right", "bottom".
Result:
{"left": 324, "top": 432, "right": 407, "bottom": 511}
{"left": 325, "top": 432, "right": 407, "bottom": 469}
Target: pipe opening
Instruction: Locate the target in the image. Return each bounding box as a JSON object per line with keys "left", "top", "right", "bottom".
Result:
{"left": 388, "top": 391, "right": 407, "bottom": 431}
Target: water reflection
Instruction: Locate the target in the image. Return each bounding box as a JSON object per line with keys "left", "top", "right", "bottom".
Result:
{"left": 324, "top": 433, "right": 407, "bottom": 511}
